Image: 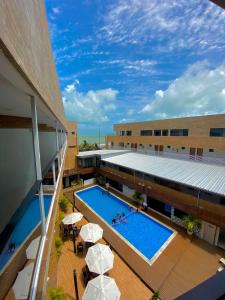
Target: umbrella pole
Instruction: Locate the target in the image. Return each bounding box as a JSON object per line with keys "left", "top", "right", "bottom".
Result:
{"left": 73, "top": 194, "right": 75, "bottom": 212}
{"left": 72, "top": 229, "right": 77, "bottom": 254}
{"left": 73, "top": 269, "right": 79, "bottom": 300}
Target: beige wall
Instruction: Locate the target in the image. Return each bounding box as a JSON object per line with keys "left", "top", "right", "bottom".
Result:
{"left": 106, "top": 114, "right": 225, "bottom": 151}
{"left": 0, "top": 0, "right": 66, "bottom": 127}
{"left": 65, "top": 121, "right": 78, "bottom": 171}
{"left": 113, "top": 114, "right": 225, "bottom": 137}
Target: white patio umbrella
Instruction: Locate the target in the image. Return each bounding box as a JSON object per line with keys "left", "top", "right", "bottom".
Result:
{"left": 26, "top": 236, "right": 41, "bottom": 260}
{"left": 85, "top": 243, "right": 114, "bottom": 274}
{"left": 82, "top": 275, "right": 121, "bottom": 300}
{"left": 80, "top": 223, "right": 103, "bottom": 243}
{"left": 62, "top": 212, "right": 83, "bottom": 225}
{"left": 12, "top": 262, "right": 34, "bottom": 299}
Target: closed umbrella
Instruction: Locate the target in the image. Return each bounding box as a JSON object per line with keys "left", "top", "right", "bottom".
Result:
{"left": 82, "top": 275, "right": 120, "bottom": 300}
{"left": 12, "top": 262, "right": 34, "bottom": 299}
{"left": 85, "top": 243, "right": 114, "bottom": 274}
{"left": 26, "top": 236, "right": 41, "bottom": 260}
{"left": 80, "top": 223, "right": 103, "bottom": 243}
{"left": 62, "top": 212, "right": 83, "bottom": 225}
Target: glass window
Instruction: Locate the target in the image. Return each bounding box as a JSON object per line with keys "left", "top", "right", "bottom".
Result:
{"left": 210, "top": 128, "right": 225, "bottom": 137}
{"left": 170, "top": 129, "right": 188, "bottom": 136}
{"left": 120, "top": 131, "right": 125, "bottom": 136}
{"left": 209, "top": 149, "right": 214, "bottom": 152}
{"left": 140, "top": 130, "right": 152, "bottom": 136}
{"left": 154, "top": 129, "right": 161, "bottom": 136}
{"left": 126, "top": 130, "right": 132, "bottom": 136}
{"left": 162, "top": 129, "right": 168, "bottom": 136}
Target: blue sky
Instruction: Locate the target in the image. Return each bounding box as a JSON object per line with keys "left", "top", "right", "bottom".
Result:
{"left": 45, "top": 0, "right": 225, "bottom": 134}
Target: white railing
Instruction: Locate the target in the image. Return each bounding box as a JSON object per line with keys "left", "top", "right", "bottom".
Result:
{"left": 29, "top": 141, "right": 67, "bottom": 300}
{"left": 108, "top": 146, "right": 225, "bottom": 166}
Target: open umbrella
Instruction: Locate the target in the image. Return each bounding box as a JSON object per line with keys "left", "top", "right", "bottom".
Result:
{"left": 12, "top": 262, "right": 34, "bottom": 299}
{"left": 80, "top": 223, "right": 103, "bottom": 243}
{"left": 85, "top": 243, "right": 114, "bottom": 274}
{"left": 82, "top": 275, "right": 121, "bottom": 300}
{"left": 26, "top": 236, "right": 41, "bottom": 260}
{"left": 62, "top": 212, "right": 83, "bottom": 225}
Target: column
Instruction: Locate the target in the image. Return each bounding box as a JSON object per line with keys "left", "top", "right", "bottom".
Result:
{"left": 31, "top": 96, "right": 46, "bottom": 235}
{"left": 52, "top": 160, "right": 56, "bottom": 187}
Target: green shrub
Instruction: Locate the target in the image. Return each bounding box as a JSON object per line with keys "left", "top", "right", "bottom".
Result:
{"left": 59, "top": 195, "right": 70, "bottom": 212}
{"left": 49, "top": 287, "right": 66, "bottom": 300}
{"left": 58, "top": 211, "right": 65, "bottom": 222}
{"left": 151, "top": 290, "right": 160, "bottom": 300}
{"left": 97, "top": 175, "right": 106, "bottom": 186}
{"left": 132, "top": 191, "right": 144, "bottom": 206}
{"left": 55, "top": 237, "right": 63, "bottom": 257}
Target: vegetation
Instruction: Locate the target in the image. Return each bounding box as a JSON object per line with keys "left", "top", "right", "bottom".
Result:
{"left": 49, "top": 287, "right": 66, "bottom": 300}
{"left": 55, "top": 237, "right": 63, "bottom": 257}
{"left": 79, "top": 140, "right": 99, "bottom": 151}
{"left": 132, "top": 191, "right": 144, "bottom": 207}
{"left": 151, "top": 290, "right": 160, "bottom": 300}
{"left": 58, "top": 211, "right": 65, "bottom": 222}
{"left": 97, "top": 175, "right": 106, "bottom": 186}
{"left": 58, "top": 195, "right": 70, "bottom": 212}
{"left": 182, "top": 214, "right": 201, "bottom": 235}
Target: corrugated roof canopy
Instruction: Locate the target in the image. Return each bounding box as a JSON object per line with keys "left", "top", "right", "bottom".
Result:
{"left": 102, "top": 153, "right": 225, "bottom": 196}
{"left": 77, "top": 149, "right": 129, "bottom": 158}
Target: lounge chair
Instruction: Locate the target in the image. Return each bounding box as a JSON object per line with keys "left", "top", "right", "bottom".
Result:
{"left": 217, "top": 266, "right": 224, "bottom": 272}
{"left": 219, "top": 258, "right": 225, "bottom": 266}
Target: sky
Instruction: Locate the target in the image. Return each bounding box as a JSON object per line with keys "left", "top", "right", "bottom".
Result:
{"left": 45, "top": 0, "right": 225, "bottom": 134}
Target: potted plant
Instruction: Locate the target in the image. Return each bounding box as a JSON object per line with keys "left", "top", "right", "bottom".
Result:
{"left": 151, "top": 290, "right": 160, "bottom": 300}
{"left": 97, "top": 175, "right": 106, "bottom": 186}
{"left": 59, "top": 195, "right": 70, "bottom": 212}
{"left": 132, "top": 191, "right": 144, "bottom": 208}
{"left": 182, "top": 214, "right": 201, "bottom": 235}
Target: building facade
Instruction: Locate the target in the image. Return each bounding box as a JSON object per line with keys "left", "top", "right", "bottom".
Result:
{"left": 106, "top": 114, "right": 225, "bottom": 163}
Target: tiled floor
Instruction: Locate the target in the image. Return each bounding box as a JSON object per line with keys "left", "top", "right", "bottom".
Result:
{"left": 56, "top": 211, "right": 153, "bottom": 300}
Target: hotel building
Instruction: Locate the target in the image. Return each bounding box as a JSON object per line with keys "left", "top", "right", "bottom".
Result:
{"left": 0, "top": 0, "right": 225, "bottom": 299}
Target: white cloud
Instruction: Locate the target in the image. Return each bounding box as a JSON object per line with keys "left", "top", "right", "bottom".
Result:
{"left": 52, "top": 7, "right": 61, "bottom": 14}
{"left": 98, "top": 0, "right": 225, "bottom": 54}
{"left": 155, "top": 90, "right": 164, "bottom": 98}
{"left": 65, "top": 84, "right": 76, "bottom": 93}
{"left": 62, "top": 85, "right": 118, "bottom": 124}
{"left": 141, "top": 61, "right": 225, "bottom": 118}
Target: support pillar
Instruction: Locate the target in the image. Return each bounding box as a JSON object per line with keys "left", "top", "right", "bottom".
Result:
{"left": 31, "top": 96, "right": 46, "bottom": 236}
{"left": 52, "top": 160, "right": 56, "bottom": 187}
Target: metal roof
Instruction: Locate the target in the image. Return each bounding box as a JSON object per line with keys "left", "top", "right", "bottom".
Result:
{"left": 102, "top": 152, "right": 225, "bottom": 196}
{"left": 77, "top": 149, "right": 130, "bottom": 159}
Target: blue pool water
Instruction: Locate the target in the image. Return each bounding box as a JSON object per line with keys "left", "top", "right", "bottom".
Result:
{"left": 76, "top": 186, "right": 173, "bottom": 260}
{"left": 0, "top": 194, "right": 52, "bottom": 270}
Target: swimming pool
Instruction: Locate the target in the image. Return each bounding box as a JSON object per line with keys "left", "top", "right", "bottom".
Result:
{"left": 76, "top": 186, "right": 175, "bottom": 262}
{"left": 0, "top": 194, "right": 52, "bottom": 271}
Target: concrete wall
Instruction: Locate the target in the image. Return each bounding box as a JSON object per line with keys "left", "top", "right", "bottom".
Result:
{"left": 0, "top": 0, "right": 66, "bottom": 127}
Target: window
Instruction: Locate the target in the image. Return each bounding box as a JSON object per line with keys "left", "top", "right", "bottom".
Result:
{"left": 181, "top": 147, "right": 185, "bottom": 150}
{"left": 209, "top": 149, "right": 214, "bottom": 152}
{"left": 71, "top": 131, "right": 76, "bottom": 135}
{"left": 170, "top": 129, "right": 188, "bottom": 136}
{"left": 149, "top": 144, "right": 152, "bottom": 147}
{"left": 167, "top": 146, "right": 171, "bottom": 149}
{"left": 210, "top": 128, "right": 225, "bottom": 137}
{"left": 139, "top": 144, "right": 142, "bottom": 146}
{"left": 154, "top": 129, "right": 161, "bottom": 136}
{"left": 120, "top": 131, "right": 125, "bottom": 136}
{"left": 140, "top": 130, "right": 152, "bottom": 136}
{"left": 119, "top": 142, "right": 124, "bottom": 147}
{"left": 162, "top": 129, "right": 168, "bottom": 136}
{"left": 126, "top": 130, "right": 132, "bottom": 136}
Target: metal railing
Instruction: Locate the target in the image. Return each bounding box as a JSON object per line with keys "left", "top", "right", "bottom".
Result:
{"left": 107, "top": 146, "right": 225, "bottom": 166}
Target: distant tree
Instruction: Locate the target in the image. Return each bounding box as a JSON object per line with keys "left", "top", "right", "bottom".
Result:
{"left": 79, "top": 140, "right": 100, "bottom": 151}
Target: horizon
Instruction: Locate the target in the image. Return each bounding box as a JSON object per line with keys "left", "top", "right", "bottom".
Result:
{"left": 46, "top": 0, "right": 225, "bottom": 134}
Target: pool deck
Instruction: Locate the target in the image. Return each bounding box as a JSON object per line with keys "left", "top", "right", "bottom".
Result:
{"left": 69, "top": 186, "right": 225, "bottom": 300}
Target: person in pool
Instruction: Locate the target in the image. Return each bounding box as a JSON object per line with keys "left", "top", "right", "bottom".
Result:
{"left": 112, "top": 218, "right": 118, "bottom": 225}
